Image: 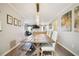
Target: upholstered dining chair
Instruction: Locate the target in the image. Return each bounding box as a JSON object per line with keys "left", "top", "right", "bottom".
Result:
{"left": 41, "top": 31, "right": 58, "bottom": 56}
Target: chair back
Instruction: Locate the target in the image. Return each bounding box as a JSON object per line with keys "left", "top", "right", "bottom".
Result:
{"left": 52, "top": 31, "right": 58, "bottom": 42}
{"left": 51, "top": 31, "right": 58, "bottom": 51}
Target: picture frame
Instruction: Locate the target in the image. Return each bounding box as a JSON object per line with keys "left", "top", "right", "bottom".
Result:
{"left": 18, "top": 20, "right": 21, "bottom": 27}
{"left": 7, "top": 14, "right": 13, "bottom": 25}
{"left": 61, "top": 11, "right": 72, "bottom": 32}
{"left": 14, "top": 18, "right": 18, "bottom": 26}
{"left": 49, "top": 24, "right": 52, "bottom": 29}
{"left": 0, "top": 21, "right": 2, "bottom": 31}
{"left": 74, "top": 6, "right": 79, "bottom": 32}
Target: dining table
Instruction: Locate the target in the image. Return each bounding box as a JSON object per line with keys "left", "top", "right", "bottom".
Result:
{"left": 25, "top": 32, "right": 53, "bottom": 43}
{"left": 25, "top": 32, "right": 54, "bottom": 56}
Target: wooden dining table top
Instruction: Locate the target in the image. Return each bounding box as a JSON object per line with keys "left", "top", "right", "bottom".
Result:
{"left": 26, "top": 32, "right": 54, "bottom": 43}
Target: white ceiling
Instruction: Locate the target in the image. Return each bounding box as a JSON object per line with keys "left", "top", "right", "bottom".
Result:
{"left": 10, "top": 3, "right": 73, "bottom": 24}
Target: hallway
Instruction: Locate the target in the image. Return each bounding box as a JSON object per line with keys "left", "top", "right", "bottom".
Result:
{"left": 0, "top": 3, "right": 79, "bottom": 56}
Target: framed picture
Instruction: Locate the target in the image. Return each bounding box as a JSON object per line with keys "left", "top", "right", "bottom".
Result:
{"left": 49, "top": 24, "right": 52, "bottom": 29}
{"left": 74, "top": 6, "right": 79, "bottom": 32}
{"left": 61, "top": 11, "right": 72, "bottom": 32}
{"left": 52, "top": 19, "right": 58, "bottom": 31}
{"left": 14, "top": 18, "right": 18, "bottom": 26}
{"left": 0, "top": 21, "right": 2, "bottom": 31}
{"left": 7, "top": 14, "right": 13, "bottom": 25}
{"left": 18, "top": 20, "right": 21, "bottom": 27}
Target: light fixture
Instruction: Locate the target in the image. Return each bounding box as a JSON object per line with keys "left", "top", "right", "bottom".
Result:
{"left": 36, "top": 3, "right": 39, "bottom": 12}
{"left": 36, "top": 3, "right": 40, "bottom": 25}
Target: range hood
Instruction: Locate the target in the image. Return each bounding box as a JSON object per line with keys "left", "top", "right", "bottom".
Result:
{"left": 33, "top": 24, "right": 40, "bottom": 29}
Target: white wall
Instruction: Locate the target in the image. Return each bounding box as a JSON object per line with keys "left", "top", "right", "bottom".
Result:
{"left": 0, "top": 4, "right": 25, "bottom": 55}
{"left": 58, "top": 3, "right": 79, "bottom": 55}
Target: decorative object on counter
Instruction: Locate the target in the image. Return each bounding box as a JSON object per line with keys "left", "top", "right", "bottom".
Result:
{"left": 74, "top": 6, "right": 79, "bottom": 32}
{"left": 61, "top": 11, "right": 72, "bottom": 31}
{"left": 7, "top": 14, "right": 13, "bottom": 25}
{"left": 25, "top": 31, "right": 32, "bottom": 36}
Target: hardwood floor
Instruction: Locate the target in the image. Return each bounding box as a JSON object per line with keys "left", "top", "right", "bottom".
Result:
{"left": 55, "top": 44, "right": 74, "bottom": 56}
{"left": 24, "top": 44, "right": 74, "bottom": 56}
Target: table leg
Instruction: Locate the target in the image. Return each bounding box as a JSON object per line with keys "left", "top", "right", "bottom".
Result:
{"left": 32, "top": 43, "right": 41, "bottom": 56}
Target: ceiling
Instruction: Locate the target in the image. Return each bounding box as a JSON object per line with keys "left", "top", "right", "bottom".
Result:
{"left": 10, "top": 3, "right": 73, "bottom": 25}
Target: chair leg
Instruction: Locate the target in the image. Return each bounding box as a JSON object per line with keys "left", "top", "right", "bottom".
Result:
{"left": 31, "top": 50, "right": 37, "bottom": 56}
{"left": 41, "top": 51, "right": 43, "bottom": 56}
{"left": 52, "top": 51, "right": 55, "bottom": 56}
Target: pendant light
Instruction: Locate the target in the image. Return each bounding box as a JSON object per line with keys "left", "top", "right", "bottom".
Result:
{"left": 36, "top": 3, "right": 40, "bottom": 25}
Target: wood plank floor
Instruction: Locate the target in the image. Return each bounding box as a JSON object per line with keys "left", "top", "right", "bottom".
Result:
{"left": 24, "top": 43, "right": 74, "bottom": 56}
{"left": 55, "top": 44, "right": 74, "bottom": 56}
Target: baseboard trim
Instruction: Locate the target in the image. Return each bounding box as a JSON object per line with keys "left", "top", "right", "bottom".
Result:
{"left": 2, "top": 43, "right": 20, "bottom": 56}
{"left": 57, "top": 42, "right": 78, "bottom": 56}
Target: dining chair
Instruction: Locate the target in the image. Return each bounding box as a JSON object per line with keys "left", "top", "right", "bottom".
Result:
{"left": 41, "top": 31, "right": 58, "bottom": 56}
{"left": 19, "top": 35, "right": 33, "bottom": 56}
